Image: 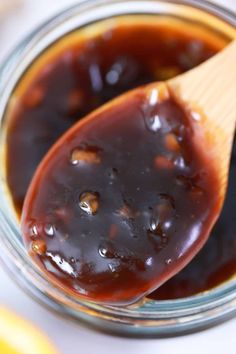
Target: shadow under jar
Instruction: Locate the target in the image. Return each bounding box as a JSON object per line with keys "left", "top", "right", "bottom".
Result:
{"left": 0, "top": 0, "right": 236, "bottom": 336}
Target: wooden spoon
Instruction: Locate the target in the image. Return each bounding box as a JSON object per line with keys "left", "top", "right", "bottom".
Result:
{"left": 168, "top": 39, "right": 236, "bottom": 206}
{"left": 21, "top": 40, "right": 236, "bottom": 305}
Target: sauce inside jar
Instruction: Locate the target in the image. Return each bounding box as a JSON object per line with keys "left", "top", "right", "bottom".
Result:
{"left": 5, "top": 17, "right": 236, "bottom": 300}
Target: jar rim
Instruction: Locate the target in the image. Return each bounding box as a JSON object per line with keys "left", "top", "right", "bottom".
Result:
{"left": 0, "top": 0, "right": 236, "bottom": 336}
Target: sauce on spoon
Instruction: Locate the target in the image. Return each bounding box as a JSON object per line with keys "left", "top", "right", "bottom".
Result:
{"left": 21, "top": 83, "right": 221, "bottom": 305}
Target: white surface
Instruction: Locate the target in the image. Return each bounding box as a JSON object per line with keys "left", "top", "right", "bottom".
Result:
{"left": 0, "top": 0, "right": 236, "bottom": 353}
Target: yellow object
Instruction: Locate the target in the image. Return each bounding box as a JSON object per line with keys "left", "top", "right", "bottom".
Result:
{"left": 0, "top": 307, "right": 57, "bottom": 354}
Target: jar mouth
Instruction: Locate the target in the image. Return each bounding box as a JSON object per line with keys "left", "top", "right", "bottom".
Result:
{"left": 0, "top": 0, "right": 236, "bottom": 336}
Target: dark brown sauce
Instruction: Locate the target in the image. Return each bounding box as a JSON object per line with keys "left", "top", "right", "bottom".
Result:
{"left": 6, "top": 21, "right": 219, "bottom": 214}
{"left": 21, "top": 84, "right": 221, "bottom": 304}
{"left": 149, "top": 141, "right": 236, "bottom": 300}
{"left": 6, "top": 19, "right": 235, "bottom": 300}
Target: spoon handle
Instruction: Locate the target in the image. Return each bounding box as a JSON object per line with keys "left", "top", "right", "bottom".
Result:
{"left": 169, "top": 39, "right": 236, "bottom": 200}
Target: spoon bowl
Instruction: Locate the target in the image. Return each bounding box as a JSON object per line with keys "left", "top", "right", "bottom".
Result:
{"left": 20, "top": 40, "right": 236, "bottom": 305}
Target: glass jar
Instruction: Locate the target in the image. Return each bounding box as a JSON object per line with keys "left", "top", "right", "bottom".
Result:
{"left": 0, "top": 0, "right": 235, "bottom": 336}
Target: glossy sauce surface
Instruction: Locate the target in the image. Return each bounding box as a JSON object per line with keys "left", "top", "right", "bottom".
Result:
{"left": 149, "top": 140, "right": 236, "bottom": 299}
{"left": 21, "top": 84, "right": 221, "bottom": 304}
{"left": 6, "top": 20, "right": 219, "bottom": 214}
{"left": 6, "top": 18, "right": 236, "bottom": 300}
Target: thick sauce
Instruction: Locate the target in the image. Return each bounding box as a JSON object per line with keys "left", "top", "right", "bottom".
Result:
{"left": 6, "top": 18, "right": 236, "bottom": 300}
{"left": 149, "top": 141, "right": 236, "bottom": 300}
{"left": 21, "top": 84, "right": 221, "bottom": 304}
{"left": 6, "top": 20, "right": 220, "bottom": 214}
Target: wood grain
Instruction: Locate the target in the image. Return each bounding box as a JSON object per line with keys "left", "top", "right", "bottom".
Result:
{"left": 169, "top": 40, "right": 236, "bottom": 203}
